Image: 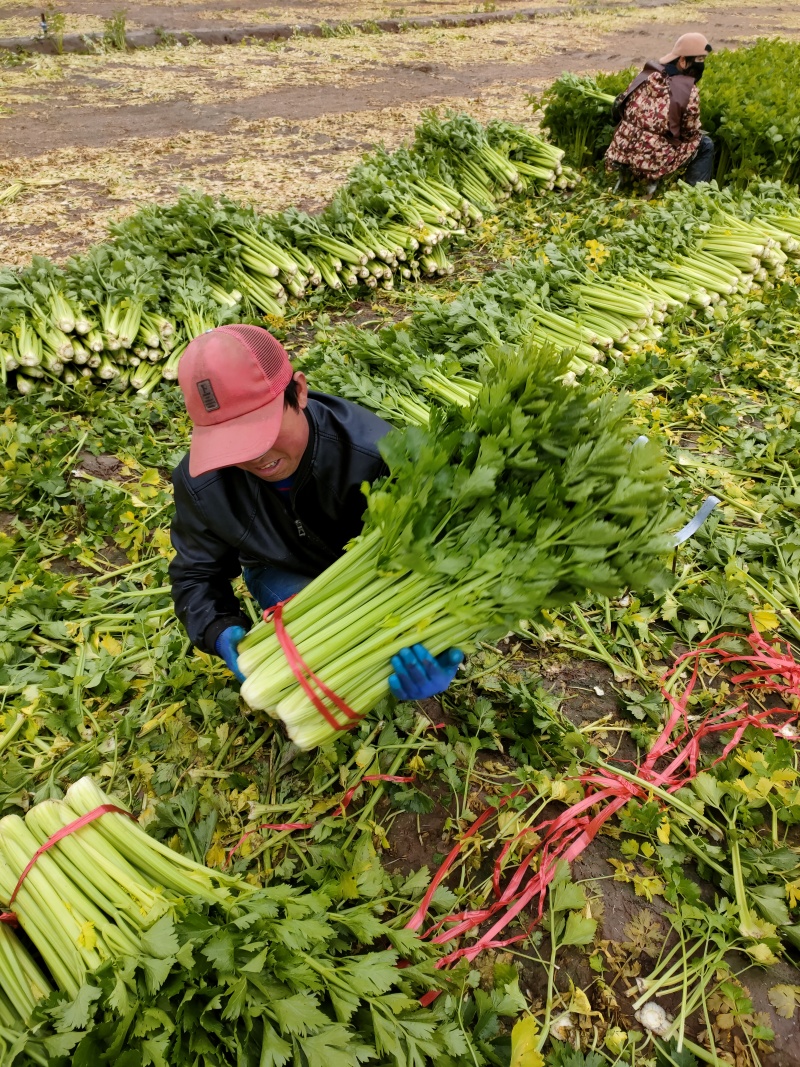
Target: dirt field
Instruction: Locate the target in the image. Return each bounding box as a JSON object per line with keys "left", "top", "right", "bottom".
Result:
{"left": 0, "top": 0, "right": 552, "bottom": 39}
{"left": 1, "top": 0, "right": 799, "bottom": 268}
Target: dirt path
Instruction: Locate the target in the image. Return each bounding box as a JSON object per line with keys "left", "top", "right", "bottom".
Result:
{"left": 0, "top": 0, "right": 556, "bottom": 38}
{"left": 2, "top": 5, "right": 797, "bottom": 157}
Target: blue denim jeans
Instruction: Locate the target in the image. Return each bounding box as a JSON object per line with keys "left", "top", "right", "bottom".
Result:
{"left": 242, "top": 565, "right": 313, "bottom": 611}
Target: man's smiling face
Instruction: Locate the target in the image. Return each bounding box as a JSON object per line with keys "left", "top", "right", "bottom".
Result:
{"left": 235, "top": 372, "right": 310, "bottom": 482}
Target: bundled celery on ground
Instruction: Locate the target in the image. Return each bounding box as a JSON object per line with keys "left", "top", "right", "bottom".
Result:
{"left": 0, "top": 777, "right": 473, "bottom": 1066}
{"left": 0, "top": 110, "right": 568, "bottom": 397}
{"left": 238, "top": 342, "right": 675, "bottom": 750}
{"left": 0, "top": 922, "right": 51, "bottom": 1031}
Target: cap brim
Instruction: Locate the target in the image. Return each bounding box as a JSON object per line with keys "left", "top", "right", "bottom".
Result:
{"left": 660, "top": 51, "right": 679, "bottom": 64}
{"left": 188, "top": 395, "right": 285, "bottom": 477}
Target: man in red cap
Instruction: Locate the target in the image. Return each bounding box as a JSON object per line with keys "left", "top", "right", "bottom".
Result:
{"left": 169, "top": 324, "right": 463, "bottom": 705}
{"left": 605, "top": 32, "right": 714, "bottom": 194}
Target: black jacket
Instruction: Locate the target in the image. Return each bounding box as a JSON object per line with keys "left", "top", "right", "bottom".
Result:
{"left": 169, "top": 393, "right": 389, "bottom": 653}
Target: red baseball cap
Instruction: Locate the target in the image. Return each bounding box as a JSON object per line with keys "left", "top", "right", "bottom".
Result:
{"left": 178, "top": 325, "right": 294, "bottom": 478}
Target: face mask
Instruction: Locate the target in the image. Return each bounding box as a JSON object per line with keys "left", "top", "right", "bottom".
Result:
{"left": 687, "top": 60, "right": 705, "bottom": 82}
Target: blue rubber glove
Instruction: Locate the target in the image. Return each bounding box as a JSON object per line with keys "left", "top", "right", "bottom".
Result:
{"left": 388, "top": 644, "right": 464, "bottom": 701}
{"left": 214, "top": 625, "right": 246, "bottom": 683}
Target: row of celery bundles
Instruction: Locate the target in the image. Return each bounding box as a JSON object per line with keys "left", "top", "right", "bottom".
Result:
{"left": 237, "top": 341, "right": 676, "bottom": 749}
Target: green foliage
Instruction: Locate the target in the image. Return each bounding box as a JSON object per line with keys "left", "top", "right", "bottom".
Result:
{"left": 365, "top": 341, "right": 674, "bottom": 612}
{"left": 701, "top": 39, "right": 800, "bottom": 184}
{"left": 538, "top": 69, "right": 635, "bottom": 167}
{"left": 547, "top": 1043, "right": 607, "bottom": 1067}
{"left": 28, "top": 890, "right": 452, "bottom": 1066}
{"left": 654, "top": 1040, "right": 698, "bottom": 1067}
{"left": 43, "top": 4, "right": 66, "bottom": 53}
{"left": 102, "top": 9, "right": 128, "bottom": 51}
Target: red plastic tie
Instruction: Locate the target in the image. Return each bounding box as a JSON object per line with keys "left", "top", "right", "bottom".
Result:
{"left": 0, "top": 912, "right": 18, "bottom": 926}
{"left": 405, "top": 617, "right": 800, "bottom": 969}
{"left": 7, "top": 804, "right": 136, "bottom": 907}
{"left": 262, "top": 594, "right": 296, "bottom": 622}
{"left": 265, "top": 599, "right": 362, "bottom": 733}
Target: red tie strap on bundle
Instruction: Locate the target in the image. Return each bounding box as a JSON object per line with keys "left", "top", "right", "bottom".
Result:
{"left": 2, "top": 804, "right": 137, "bottom": 917}
{"left": 264, "top": 599, "right": 362, "bottom": 733}
{"left": 406, "top": 618, "right": 800, "bottom": 971}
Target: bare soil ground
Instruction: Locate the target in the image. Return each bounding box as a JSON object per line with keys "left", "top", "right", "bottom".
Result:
{"left": 1, "top": 0, "right": 799, "bottom": 267}
{"left": 0, "top": 0, "right": 555, "bottom": 39}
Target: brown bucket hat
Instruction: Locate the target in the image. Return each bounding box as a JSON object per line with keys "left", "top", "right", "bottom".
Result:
{"left": 660, "top": 32, "right": 712, "bottom": 64}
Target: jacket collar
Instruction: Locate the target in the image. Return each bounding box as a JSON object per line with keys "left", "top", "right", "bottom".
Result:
{"left": 288, "top": 402, "right": 319, "bottom": 501}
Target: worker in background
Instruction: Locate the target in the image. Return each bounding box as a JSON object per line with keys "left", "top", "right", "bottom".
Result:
{"left": 605, "top": 32, "right": 714, "bottom": 194}
{"left": 169, "top": 324, "right": 463, "bottom": 705}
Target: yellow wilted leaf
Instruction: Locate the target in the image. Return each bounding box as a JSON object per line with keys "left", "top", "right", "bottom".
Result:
{"left": 77, "top": 921, "right": 97, "bottom": 950}
{"left": 550, "top": 780, "right": 569, "bottom": 801}
{"left": 152, "top": 528, "right": 172, "bottom": 553}
{"left": 656, "top": 818, "right": 670, "bottom": 844}
{"left": 100, "top": 633, "right": 122, "bottom": 656}
{"left": 510, "top": 1017, "right": 543, "bottom": 1067}
{"left": 773, "top": 768, "right": 798, "bottom": 783}
{"left": 498, "top": 811, "right": 521, "bottom": 837}
{"left": 372, "top": 824, "right": 390, "bottom": 849}
{"left": 633, "top": 874, "right": 664, "bottom": 901}
{"left": 138, "top": 702, "right": 183, "bottom": 737}
{"left": 768, "top": 983, "right": 800, "bottom": 1019}
{"left": 608, "top": 857, "right": 633, "bottom": 882}
{"left": 568, "top": 987, "right": 592, "bottom": 1016}
{"left": 753, "top": 606, "right": 780, "bottom": 632}
{"left": 605, "top": 1026, "right": 627, "bottom": 1055}
{"left": 746, "top": 942, "right": 779, "bottom": 966}
{"left": 205, "top": 839, "right": 227, "bottom": 869}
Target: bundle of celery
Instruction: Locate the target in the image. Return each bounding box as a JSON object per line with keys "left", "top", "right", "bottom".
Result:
{"left": 539, "top": 69, "right": 634, "bottom": 167}
{"left": 0, "top": 921, "right": 51, "bottom": 1066}
{"left": 571, "top": 182, "right": 800, "bottom": 319}
{"left": 0, "top": 777, "right": 466, "bottom": 1066}
{"left": 238, "top": 343, "right": 675, "bottom": 750}
{"left": 0, "top": 251, "right": 223, "bottom": 398}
